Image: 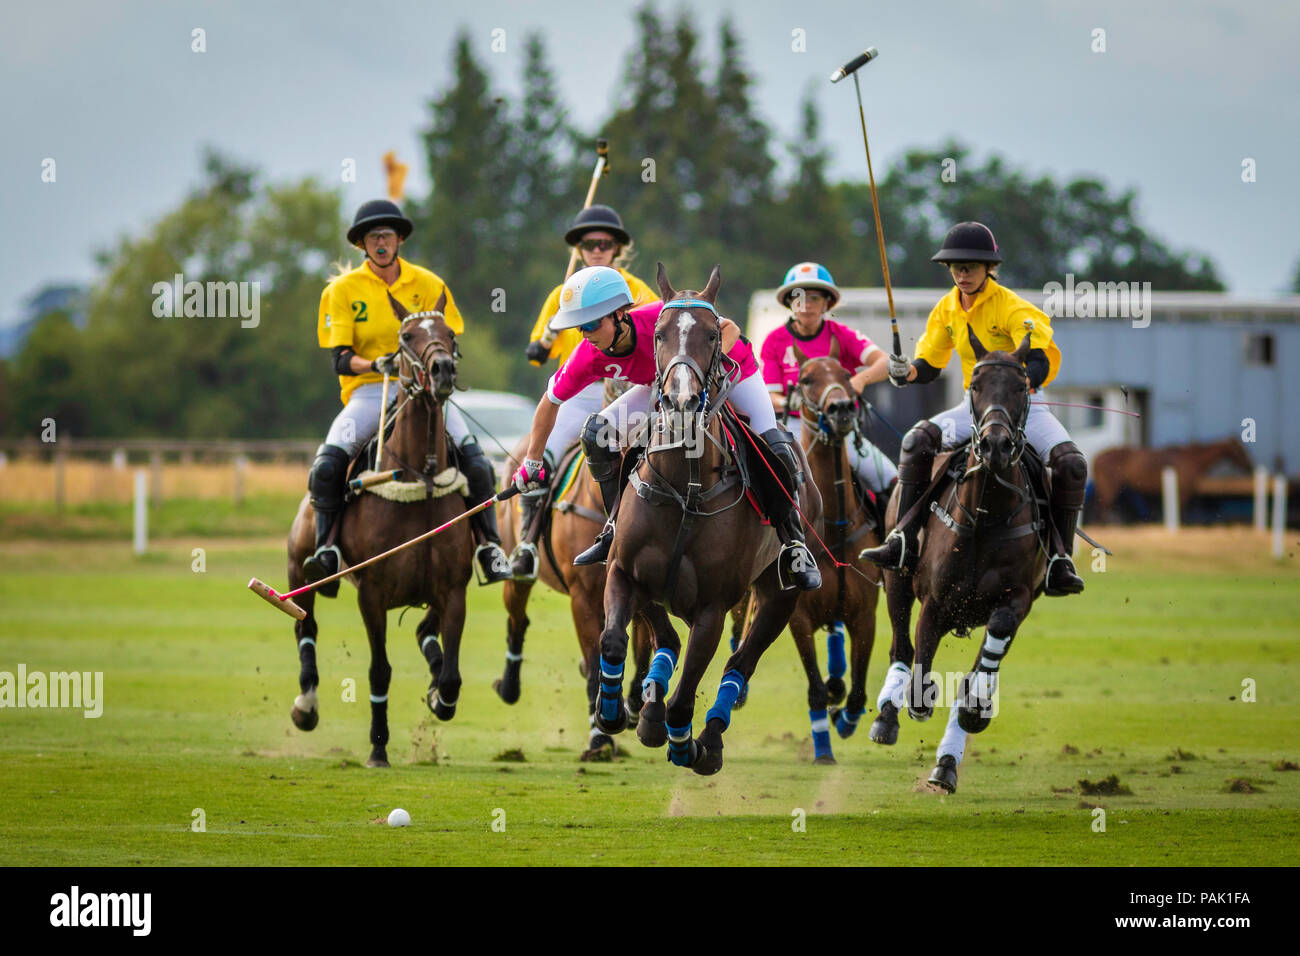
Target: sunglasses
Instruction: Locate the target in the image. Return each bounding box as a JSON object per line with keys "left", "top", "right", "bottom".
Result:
{"left": 579, "top": 238, "right": 616, "bottom": 252}
{"left": 949, "top": 262, "right": 985, "bottom": 274}
{"left": 366, "top": 229, "right": 398, "bottom": 243}
{"left": 578, "top": 316, "right": 605, "bottom": 333}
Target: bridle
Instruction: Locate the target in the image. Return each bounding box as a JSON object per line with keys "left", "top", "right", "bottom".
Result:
{"left": 396, "top": 311, "right": 459, "bottom": 402}
{"left": 796, "top": 361, "right": 859, "bottom": 447}
{"left": 655, "top": 297, "right": 729, "bottom": 418}
{"left": 968, "top": 358, "right": 1029, "bottom": 471}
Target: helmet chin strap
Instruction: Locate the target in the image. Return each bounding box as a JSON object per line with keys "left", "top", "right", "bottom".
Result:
{"left": 601, "top": 313, "right": 634, "bottom": 355}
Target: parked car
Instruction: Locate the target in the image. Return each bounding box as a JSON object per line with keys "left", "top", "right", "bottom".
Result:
{"left": 447, "top": 389, "right": 536, "bottom": 467}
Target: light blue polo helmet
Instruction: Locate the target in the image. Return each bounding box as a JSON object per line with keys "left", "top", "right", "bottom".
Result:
{"left": 548, "top": 266, "right": 635, "bottom": 331}
{"left": 775, "top": 261, "right": 841, "bottom": 309}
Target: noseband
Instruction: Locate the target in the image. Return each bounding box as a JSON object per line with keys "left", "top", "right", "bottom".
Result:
{"left": 798, "top": 370, "right": 858, "bottom": 445}
{"left": 969, "top": 359, "right": 1029, "bottom": 468}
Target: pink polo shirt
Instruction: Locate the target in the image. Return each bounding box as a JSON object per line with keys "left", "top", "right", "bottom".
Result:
{"left": 760, "top": 318, "right": 881, "bottom": 392}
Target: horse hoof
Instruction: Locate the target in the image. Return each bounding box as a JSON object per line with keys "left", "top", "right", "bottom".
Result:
{"left": 928, "top": 755, "right": 958, "bottom": 793}
{"left": 733, "top": 684, "right": 749, "bottom": 709}
{"left": 493, "top": 677, "right": 520, "bottom": 706}
{"left": 593, "top": 704, "right": 627, "bottom": 736}
{"left": 366, "top": 752, "right": 389, "bottom": 768}
{"left": 957, "top": 706, "right": 991, "bottom": 735}
{"left": 577, "top": 658, "right": 588, "bottom": 679}
{"left": 813, "top": 755, "right": 837, "bottom": 766}
{"left": 691, "top": 742, "right": 723, "bottom": 776}
{"left": 868, "top": 701, "right": 899, "bottom": 745}
{"left": 907, "top": 703, "right": 933, "bottom": 722}
{"left": 637, "top": 702, "right": 667, "bottom": 748}
{"left": 580, "top": 735, "right": 616, "bottom": 762}
{"left": 825, "top": 676, "right": 846, "bottom": 705}
{"left": 428, "top": 687, "right": 457, "bottom": 722}
{"left": 290, "top": 706, "right": 318, "bottom": 732}
{"left": 668, "top": 737, "right": 698, "bottom": 768}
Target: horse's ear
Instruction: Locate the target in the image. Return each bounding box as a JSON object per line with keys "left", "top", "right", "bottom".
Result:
{"left": 388, "top": 292, "right": 408, "bottom": 321}
{"left": 1014, "top": 331, "right": 1033, "bottom": 365}
{"left": 433, "top": 289, "right": 447, "bottom": 315}
{"left": 968, "top": 328, "right": 988, "bottom": 360}
{"left": 656, "top": 261, "right": 675, "bottom": 302}
{"left": 701, "top": 264, "right": 721, "bottom": 304}
{"left": 791, "top": 341, "right": 810, "bottom": 368}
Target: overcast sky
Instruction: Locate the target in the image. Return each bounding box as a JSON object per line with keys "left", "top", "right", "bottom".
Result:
{"left": 5, "top": 0, "right": 1298, "bottom": 325}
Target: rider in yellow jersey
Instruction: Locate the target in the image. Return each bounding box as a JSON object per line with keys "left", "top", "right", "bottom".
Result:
{"left": 859, "top": 222, "right": 1087, "bottom": 596}
{"left": 305, "top": 200, "right": 511, "bottom": 595}
{"left": 511, "top": 205, "right": 656, "bottom": 580}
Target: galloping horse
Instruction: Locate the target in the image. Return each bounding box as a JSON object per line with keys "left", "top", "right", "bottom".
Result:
{"left": 786, "top": 356, "right": 881, "bottom": 763}
{"left": 596, "top": 264, "right": 820, "bottom": 774}
{"left": 1090, "top": 438, "right": 1255, "bottom": 523}
{"left": 494, "top": 441, "right": 658, "bottom": 760}
{"left": 869, "top": 331, "right": 1046, "bottom": 793}
{"left": 286, "top": 293, "right": 474, "bottom": 767}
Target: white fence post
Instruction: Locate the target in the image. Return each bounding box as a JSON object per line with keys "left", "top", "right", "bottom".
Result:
{"left": 133, "top": 469, "right": 148, "bottom": 555}
{"left": 1273, "top": 475, "right": 1287, "bottom": 560}
{"left": 1254, "top": 466, "right": 1269, "bottom": 531}
{"left": 1162, "top": 466, "right": 1179, "bottom": 533}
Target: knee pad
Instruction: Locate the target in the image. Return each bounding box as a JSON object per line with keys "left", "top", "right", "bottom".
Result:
{"left": 899, "top": 422, "right": 941, "bottom": 483}
{"left": 309, "top": 444, "right": 350, "bottom": 512}
{"left": 580, "top": 413, "right": 619, "bottom": 480}
{"left": 458, "top": 437, "right": 492, "bottom": 479}
{"left": 1048, "top": 442, "right": 1088, "bottom": 504}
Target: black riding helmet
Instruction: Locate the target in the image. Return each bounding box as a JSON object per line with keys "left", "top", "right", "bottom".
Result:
{"left": 931, "top": 221, "right": 1002, "bottom": 263}
{"left": 347, "top": 199, "right": 414, "bottom": 247}
{"left": 564, "top": 204, "right": 631, "bottom": 246}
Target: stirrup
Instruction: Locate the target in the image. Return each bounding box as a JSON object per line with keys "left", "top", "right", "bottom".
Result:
{"left": 574, "top": 521, "right": 614, "bottom": 567}
{"left": 474, "top": 543, "right": 512, "bottom": 585}
{"left": 303, "top": 545, "right": 342, "bottom": 598}
{"left": 778, "top": 542, "right": 822, "bottom": 591}
{"left": 860, "top": 529, "right": 912, "bottom": 573}
{"left": 1044, "top": 553, "right": 1084, "bottom": 596}
{"left": 509, "top": 541, "right": 540, "bottom": 582}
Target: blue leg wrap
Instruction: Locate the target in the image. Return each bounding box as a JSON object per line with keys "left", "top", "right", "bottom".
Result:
{"left": 810, "top": 708, "right": 833, "bottom": 760}
{"left": 704, "top": 669, "right": 746, "bottom": 730}
{"left": 826, "top": 621, "right": 847, "bottom": 680}
{"left": 642, "top": 647, "right": 677, "bottom": 702}
{"left": 599, "top": 655, "right": 624, "bottom": 723}
{"left": 666, "top": 722, "right": 693, "bottom": 766}
{"left": 835, "top": 706, "right": 864, "bottom": 738}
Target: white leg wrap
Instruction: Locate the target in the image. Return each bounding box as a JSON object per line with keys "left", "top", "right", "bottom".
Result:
{"left": 937, "top": 703, "right": 968, "bottom": 764}
{"left": 293, "top": 687, "right": 318, "bottom": 712}
{"left": 877, "top": 660, "right": 911, "bottom": 711}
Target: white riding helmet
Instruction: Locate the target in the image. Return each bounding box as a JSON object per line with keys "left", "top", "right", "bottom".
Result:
{"left": 549, "top": 266, "right": 634, "bottom": 331}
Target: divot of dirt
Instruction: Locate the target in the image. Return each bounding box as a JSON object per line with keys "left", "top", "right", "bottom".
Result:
{"left": 1060, "top": 744, "right": 1079, "bottom": 755}
{"left": 1077, "top": 774, "right": 1132, "bottom": 795}
{"left": 1271, "top": 760, "right": 1299, "bottom": 772}
{"left": 492, "top": 748, "right": 526, "bottom": 762}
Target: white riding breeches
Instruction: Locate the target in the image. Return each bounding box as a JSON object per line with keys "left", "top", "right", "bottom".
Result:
{"left": 929, "top": 390, "right": 1071, "bottom": 460}
{"left": 790, "top": 418, "right": 899, "bottom": 494}
{"left": 325, "top": 381, "right": 470, "bottom": 458}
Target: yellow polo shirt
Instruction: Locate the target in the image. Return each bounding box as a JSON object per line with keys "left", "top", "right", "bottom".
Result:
{"left": 915, "top": 278, "right": 1061, "bottom": 389}
{"left": 527, "top": 268, "right": 657, "bottom": 364}
{"left": 317, "top": 258, "right": 464, "bottom": 405}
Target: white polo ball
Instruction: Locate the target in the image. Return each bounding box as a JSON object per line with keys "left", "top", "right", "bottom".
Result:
{"left": 387, "top": 808, "right": 411, "bottom": 827}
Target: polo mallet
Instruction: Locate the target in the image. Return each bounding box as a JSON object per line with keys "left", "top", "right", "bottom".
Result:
{"left": 247, "top": 486, "right": 521, "bottom": 619}
{"left": 536, "top": 138, "right": 610, "bottom": 355}
{"left": 831, "top": 47, "right": 901, "bottom": 359}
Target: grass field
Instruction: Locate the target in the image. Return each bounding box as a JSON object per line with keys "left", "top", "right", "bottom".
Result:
{"left": 1, "top": 526, "right": 1298, "bottom": 866}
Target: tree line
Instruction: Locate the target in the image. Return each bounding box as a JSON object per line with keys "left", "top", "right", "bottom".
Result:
{"left": 1, "top": 4, "right": 1231, "bottom": 440}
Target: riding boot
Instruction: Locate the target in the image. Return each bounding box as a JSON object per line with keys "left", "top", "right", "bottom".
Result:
{"left": 574, "top": 413, "right": 621, "bottom": 567}
{"left": 761, "top": 428, "right": 822, "bottom": 591}
{"left": 303, "top": 443, "right": 350, "bottom": 598}
{"left": 1045, "top": 442, "right": 1087, "bottom": 596}
{"left": 460, "top": 438, "right": 511, "bottom": 585}
{"left": 859, "top": 422, "right": 941, "bottom": 575}
{"left": 509, "top": 450, "right": 556, "bottom": 581}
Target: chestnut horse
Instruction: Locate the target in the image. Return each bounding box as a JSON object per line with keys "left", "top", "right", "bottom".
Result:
{"left": 286, "top": 293, "right": 473, "bottom": 767}
{"left": 595, "top": 264, "right": 819, "bottom": 775}
{"left": 494, "top": 441, "right": 658, "bottom": 760}
{"left": 868, "top": 331, "right": 1048, "bottom": 793}
{"left": 1090, "top": 439, "right": 1255, "bottom": 523}
{"left": 786, "top": 356, "right": 882, "bottom": 763}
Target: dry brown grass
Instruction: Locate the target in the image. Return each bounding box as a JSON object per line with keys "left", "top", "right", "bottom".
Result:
{"left": 1084, "top": 525, "right": 1298, "bottom": 574}
{"left": 0, "top": 460, "right": 306, "bottom": 505}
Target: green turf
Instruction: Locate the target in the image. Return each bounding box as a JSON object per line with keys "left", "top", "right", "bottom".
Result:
{"left": 1, "top": 536, "right": 1297, "bottom": 866}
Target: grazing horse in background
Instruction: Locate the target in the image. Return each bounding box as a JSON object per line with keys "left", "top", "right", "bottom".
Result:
{"left": 869, "top": 331, "right": 1047, "bottom": 793}
{"left": 596, "top": 264, "right": 820, "bottom": 775}
{"left": 286, "top": 293, "right": 474, "bottom": 767}
{"left": 494, "top": 440, "right": 658, "bottom": 760}
{"left": 785, "top": 356, "right": 881, "bottom": 763}
{"left": 1090, "top": 438, "right": 1255, "bottom": 523}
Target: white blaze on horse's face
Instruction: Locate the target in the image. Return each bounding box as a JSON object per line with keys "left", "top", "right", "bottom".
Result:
{"left": 666, "top": 310, "right": 700, "bottom": 409}
{"left": 420, "top": 318, "right": 435, "bottom": 332}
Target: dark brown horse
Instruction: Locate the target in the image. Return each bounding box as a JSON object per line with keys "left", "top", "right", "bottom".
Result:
{"left": 1090, "top": 438, "right": 1255, "bottom": 523}
{"left": 786, "top": 356, "right": 881, "bottom": 763}
{"left": 868, "top": 331, "right": 1046, "bottom": 793}
{"left": 286, "top": 293, "right": 473, "bottom": 767}
{"left": 494, "top": 440, "right": 657, "bottom": 760}
{"left": 595, "top": 264, "right": 819, "bottom": 774}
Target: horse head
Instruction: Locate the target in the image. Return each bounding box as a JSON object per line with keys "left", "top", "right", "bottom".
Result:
{"left": 797, "top": 356, "right": 858, "bottom": 443}
{"left": 387, "top": 291, "right": 458, "bottom": 401}
{"left": 968, "top": 328, "right": 1033, "bottom": 473}
{"left": 654, "top": 262, "right": 723, "bottom": 417}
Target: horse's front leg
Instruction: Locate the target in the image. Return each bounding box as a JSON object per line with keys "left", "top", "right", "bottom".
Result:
{"left": 636, "top": 602, "right": 679, "bottom": 749}
{"left": 788, "top": 604, "right": 835, "bottom": 764}
{"left": 494, "top": 580, "right": 530, "bottom": 705}
{"left": 695, "top": 564, "right": 800, "bottom": 775}
{"left": 429, "top": 585, "right": 467, "bottom": 722}
{"left": 957, "top": 593, "right": 1032, "bottom": 734}
{"left": 868, "top": 567, "right": 916, "bottom": 744}
{"left": 358, "top": 593, "right": 392, "bottom": 767}
{"left": 665, "top": 604, "right": 727, "bottom": 772}
{"left": 905, "top": 599, "right": 945, "bottom": 723}
{"left": 595, "top": 563, "right": 643, "bottom": 735}
{"left": 833, "top": 588, "right": 878, "bottom": 740}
